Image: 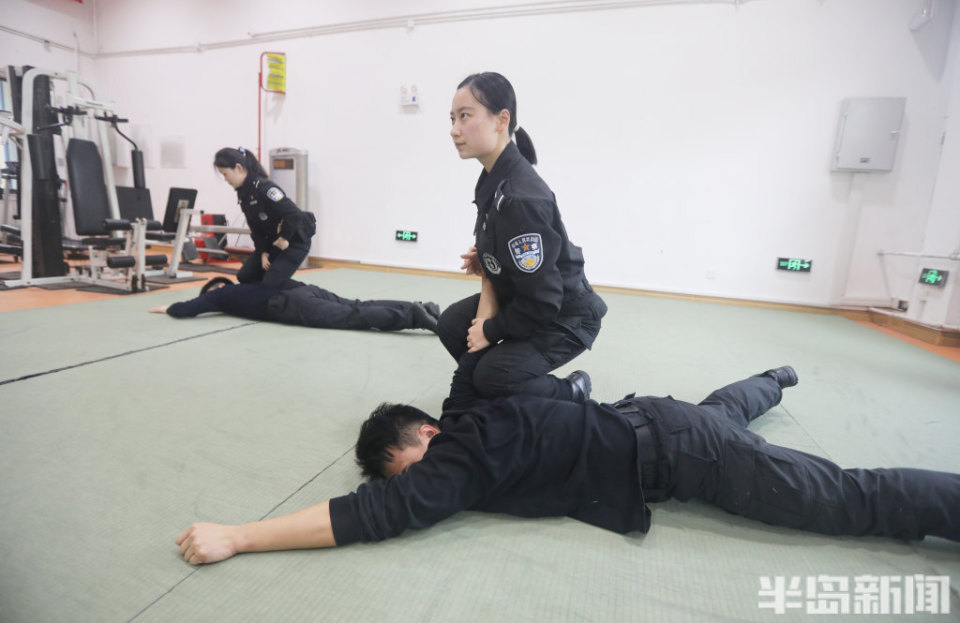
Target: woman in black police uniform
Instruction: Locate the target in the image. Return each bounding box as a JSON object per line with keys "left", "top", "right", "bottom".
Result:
{"left": 437, "top": 73, "right": 607, "bottom": 402}
{"left": 214, "top": 147, "right": 316, "bottom": 289}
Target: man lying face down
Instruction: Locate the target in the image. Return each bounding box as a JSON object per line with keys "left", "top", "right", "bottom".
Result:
{"left": 175, "top": 355, "right": 959, "bottom": 564}
{"left": 150, "top": 277, "right": 441, "bottom": 333}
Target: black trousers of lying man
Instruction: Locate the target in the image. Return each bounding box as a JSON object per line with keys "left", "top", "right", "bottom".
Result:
{"left": 175, "top": 359, "right": 959, "bottom": 564}
{"left": 151, "top": 277, "right": 440, "bottom": 333}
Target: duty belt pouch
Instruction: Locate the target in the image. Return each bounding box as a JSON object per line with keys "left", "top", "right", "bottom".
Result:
{"left": 615, "top": 395, "right": 668, "bottom": 502}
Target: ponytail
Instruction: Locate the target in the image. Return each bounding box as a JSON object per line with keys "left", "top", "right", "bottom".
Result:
{"left": 213, "top": 147, "right": 268, "bottom": 178}
{"left": 458, "top": 72, "right": 538, "bottom": 165}
{"left": 513, "top": 126, "right": 537, "bottom": 166}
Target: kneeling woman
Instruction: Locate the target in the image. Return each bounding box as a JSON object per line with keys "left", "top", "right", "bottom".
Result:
{"left": 438, "top": 72, "right": 607, "bottom": 402}
{"left": 214, "top": 147, "right": 316, "bottom": 289}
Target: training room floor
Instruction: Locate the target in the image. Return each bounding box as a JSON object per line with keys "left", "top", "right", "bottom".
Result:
{"left": 1, "top": 263, "right": 958, "bottom": 622}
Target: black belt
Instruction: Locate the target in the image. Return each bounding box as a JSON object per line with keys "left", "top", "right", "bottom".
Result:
{"left": 614, "top": 396, "right": 666, "bottom": 501}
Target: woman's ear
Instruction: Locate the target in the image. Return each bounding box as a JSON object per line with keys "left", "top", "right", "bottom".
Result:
{"left": 497, "top": 109, "right": 511, "bottom": 133}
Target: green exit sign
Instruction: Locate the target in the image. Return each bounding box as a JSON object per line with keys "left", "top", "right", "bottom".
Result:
{"left": 395, "top": 230, "right": 418, "bottom": 242}
{"left": 918, "top": 268, "right": 948, "bottom": 287}
{"left": 777, "top": 257, "right": 812, "bottom": 272}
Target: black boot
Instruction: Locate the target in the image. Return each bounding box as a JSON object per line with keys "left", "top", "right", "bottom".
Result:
{"left": 411, "top": 303, "right": 439, "bottom": 333}
{"left": 423, "top": 302, "right": 441, "bottom": 321}
{"left": 762, "top": 366, "right": 798, "bottom": 389}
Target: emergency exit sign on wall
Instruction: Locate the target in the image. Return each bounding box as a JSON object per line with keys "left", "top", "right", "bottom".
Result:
{"left": 396, "top": 230, "right": 418, "bottom": 242}
{"left": 918, "top": 268, "right": 948, "bottom": 287}
{"left": 777, "top": 258, "right": 812, "bottom": 272}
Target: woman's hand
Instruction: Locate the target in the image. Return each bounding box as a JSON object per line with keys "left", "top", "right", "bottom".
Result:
{"left": 261, "top": 252, "right": 271, "bottom": 270}
{"left": 148, "top": 306, "right": 169, "bottom": 314}
{"left": 460, "top": 246, "right": 481, "bottom": 276}
{"left": 467, "top": 318, "right": 490, "bottom": 353}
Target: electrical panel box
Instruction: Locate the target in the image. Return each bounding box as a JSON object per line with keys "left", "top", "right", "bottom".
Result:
{"left": 831, "top": 97, "right": 905, "bottom": 172}
{"left": 269, "top": 147, "right": 308, "bottom": 209}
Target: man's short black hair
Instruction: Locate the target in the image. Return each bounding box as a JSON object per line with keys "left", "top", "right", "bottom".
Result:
{"left": 201, "top": 276, "right": 234, "bottom": 294}
{"left": 355, "top": 403, "right": 440, "bottom": 480}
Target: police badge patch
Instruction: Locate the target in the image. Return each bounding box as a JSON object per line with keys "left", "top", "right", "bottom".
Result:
{"left": 482, "top": 252, "right": 502, "bottom": 275}
{"left": 508, "top": 233, "right": 543, "bottom": 273}
{"left": 266, "top": 187, "right": 285, "bottom": 202}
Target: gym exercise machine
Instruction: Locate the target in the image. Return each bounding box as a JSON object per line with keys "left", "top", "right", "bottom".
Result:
{"left": 0, "top": 68, "right": 166, "bottom": 292}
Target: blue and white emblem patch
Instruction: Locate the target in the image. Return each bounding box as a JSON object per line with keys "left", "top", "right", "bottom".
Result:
{"left": 508, "top": 233, "right": 543, "bottom": 273}
{"left": 266, "top": 187, "right": 284, "bottom": 202}
{"left": 482, "top": 252, "right": 502, "bottom": 275}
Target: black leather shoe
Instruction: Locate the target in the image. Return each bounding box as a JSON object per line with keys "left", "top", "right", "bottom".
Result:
{"left": 423, "top": 302, "right": 441, "bottom": 321}
{"left": 411, "top": 303, "right": 439, "bottom": 333}
{"left": 566, "top": 370, "right": 592, "bottom": 403}
{"left": 763, "top": 366, "right": 798, "bottom": 388}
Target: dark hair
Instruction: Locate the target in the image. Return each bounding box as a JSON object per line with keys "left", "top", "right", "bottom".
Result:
{"left": 200, "top": 276, "right": 234, "bottom": 294}
{"left": 355, "top": 403, "right": 440, "bottom": 480}
{"left": 457, "top": 72, "right": 537, "bottom": 165}
{"left": 213, "top": 147, "right": 268, "bottom": 178}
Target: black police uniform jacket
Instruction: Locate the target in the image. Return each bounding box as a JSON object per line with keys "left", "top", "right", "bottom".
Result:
{"left": 472, "top": 142, "right": 606, "bottom": 347}
{"left": 237, "top": 176, "right": 315, "bottom": 253}
{"left": 328, "top": 352, "right": 651, "bottom": 545}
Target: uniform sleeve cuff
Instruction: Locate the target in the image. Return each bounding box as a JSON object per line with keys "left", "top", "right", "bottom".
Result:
{"left": 328, "top": 494, "right": 362, "bottom": 546}
{"left": 482, "top": 317, "right": 505, "bottom": 344}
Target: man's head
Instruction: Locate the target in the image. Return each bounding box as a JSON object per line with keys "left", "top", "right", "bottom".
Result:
{"left": 200, "top": 277, "right": 234, "bottom": 294}
{"left": 355, "top": 403, "right": 441, "bottom": 480}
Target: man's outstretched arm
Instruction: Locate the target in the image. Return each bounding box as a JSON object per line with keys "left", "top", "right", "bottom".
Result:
{"left": 176, "top": 500, "right": 335, "bottom": 565}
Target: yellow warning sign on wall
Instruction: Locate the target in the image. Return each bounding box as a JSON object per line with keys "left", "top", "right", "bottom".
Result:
{"left": 262, "top": 52, "right": 286, "bottom": 94}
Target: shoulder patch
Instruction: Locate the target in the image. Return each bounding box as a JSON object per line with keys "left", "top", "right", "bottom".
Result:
{"left": 482, "top": 252, "right": 502, "bottom": 275}
{"left": 266, "top": 187, "right": 284, "bottom": 202}
{"left": 507, "top": 233, "right": 543, "bottom": 273}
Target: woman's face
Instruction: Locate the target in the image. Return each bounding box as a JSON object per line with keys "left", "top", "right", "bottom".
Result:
{"left": 217, "top": 164, "right": 247, "bottom": 189}
{"left": 450, "top": 86, "right": 507, "bottom": 168}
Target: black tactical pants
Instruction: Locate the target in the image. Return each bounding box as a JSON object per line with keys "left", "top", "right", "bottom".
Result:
{"left": 437, "top": 293, "right": 596, "bottom": 401}
{"left": 237, "top": 241, "right": 310, "bottom": 290}
{"left": 267, "top": 285, "right": 424, "bottom": 331}
{"left": 634, "top": 374, "right": 959, "bottom": 541}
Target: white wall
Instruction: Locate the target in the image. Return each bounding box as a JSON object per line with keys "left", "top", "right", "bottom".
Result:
{"left": 3, "top": 0, "right": 959, "bottom": 318}
{"left": 906, "top": 1, "right": 960, "bottom": 328}
{"left": 0, "top": 0, "right": 97, "bottom": 78}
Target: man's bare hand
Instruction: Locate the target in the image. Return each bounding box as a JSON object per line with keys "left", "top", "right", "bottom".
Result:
{"left": 176, "top": 522, "right": 241, "bottom": 565}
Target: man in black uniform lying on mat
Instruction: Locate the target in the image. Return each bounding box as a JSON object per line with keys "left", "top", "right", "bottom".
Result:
{"left": 175, "top": 356, "right": 960, "bottom": 565}
{"left": 150, "top": 277, "right": 441, "bottom": 333}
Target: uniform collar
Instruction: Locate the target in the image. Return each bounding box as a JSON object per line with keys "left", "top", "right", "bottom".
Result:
{"left": 238, "top": 174, "right": 258, "bottom": 197}
{"left": 474, "top": 142, "right": 523, "bottom": 209}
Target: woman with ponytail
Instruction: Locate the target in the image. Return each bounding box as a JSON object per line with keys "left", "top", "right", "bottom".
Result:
{"left": 213, "top": 147, "right": 316, "bottom": 288}
{"left": 437, "top": 72, "right": 607, "bottom": 403}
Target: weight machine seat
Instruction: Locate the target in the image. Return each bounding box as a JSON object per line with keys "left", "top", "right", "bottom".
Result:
{"left": 67, "top": 139, "right": 128, "bottom": 237}
{"left": 115, "top": 186, "right": 174, "bottom": 241}
{"left": 80, "top": 236, "right": 127, "bottom": 249}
